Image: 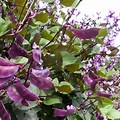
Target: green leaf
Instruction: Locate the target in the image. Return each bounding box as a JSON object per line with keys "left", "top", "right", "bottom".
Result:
{"left": 41, "top": 0, "right": 54, "bottom": 3}
{"left": 15, "top": 0, "right": 26, "bottom": 6}
{"left": 41, "top": 30, "right": 53, "bottom": 40}
{"left": 97, "top": 28, "right": 109, "bottom": 38}
{"left": 60, "top": 0, "right": 75, "bottom": 7}
{"left": 43, "top": 52, "right": 62, "bottom": 67}
{"left": 107, "top": 109, "right": 120, "bottom": 119}
{"left": 71, "top": 0, "right": 81, "bottom": 8}
{"left": 15, "top": 0, "right": 27, "bottom": 15}
{"left": 65, "top": 63, "right": 79, "bottom": 73}
{"left": 53, "top": 78, "right": 59, "bottom": 86}
{"left": 49, "top": 26, "right": 60, "bottom": 33}
{"left": 98, "top": 97, "right": 114, "bottom": 118}
{"left": 95, "top": 38, "right": 104, "bottom": 44}
{"left": 11, "top": 57, "right": 28, "bottom": 64}
{"left": 56, "top": 81, "right": 74, "bottom": 94}
{"left": 107, "top": 46, "right": 119, "bottom": 56}
{"left": 35, "top": 12, "right": 49, "bottom": 23}
{"left": 60, "top": 51, "right": 76, "bottom": 67}
{"left": 43, "top": 96, "right": 62, "bottom": 105}
{"left": 0, "top": 17, "right": 10, "bottom": 36}
{"left": 106, "top": 70, "right": 117, "bottom": 78}
{"left": 67, "top": 115, "right": 82, "bottom": 120}
{"left": 97, "top": 67, "right": 106, "bottom": 76}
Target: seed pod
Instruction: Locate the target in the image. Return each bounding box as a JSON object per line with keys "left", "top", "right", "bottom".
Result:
{"left": 0, "top": 65, "right": 19, "bottom": 78}
{"left": 15, "top": 81, "right": 38, "bottom": 101}
{"left": 0, "top": 101, "right": 11, "bottom": 120}
{"left": 71, "top": 28, "right": 99, "bottom": 39}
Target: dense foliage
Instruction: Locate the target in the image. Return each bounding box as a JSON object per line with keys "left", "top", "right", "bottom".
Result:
{"left": 0, "top": 0, "right": 120, "bottom": 120}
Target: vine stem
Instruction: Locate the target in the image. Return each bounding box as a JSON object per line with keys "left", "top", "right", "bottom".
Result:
{"left": 24, "top": 60, "right": 33, "bottom": 84}
{"left": 18, "top": 0, "right": 28, "bottom": 22}
{"left": 41, "top": 26, "right": 64, "bottom": 49}
{"left": 16, "top": 0, "right": 34, "bottom": 34}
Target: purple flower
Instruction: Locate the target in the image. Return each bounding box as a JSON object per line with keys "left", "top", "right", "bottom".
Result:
{"left": 70, "top": 28, "right": 99, "bottom": 39}
{"left": 86, "top": 90, "right": 93, "bottom": 96}
{"left": 0, "top": 100, "right": 11, "bottom": 120}
{"left": 54, "top": 105, "right": 76, "bottom": 117}
{"left": 66, "top": 105, "right": 76, "bottom": 116}
{"left": 8, "top": 43, "right": 27, "bottom": 59}
{"left": 84, "top": 71, "right": 101, "bottom": 89}
{"left": 32, "top": 43, "right": 43, "bottom": 65}
{"left": 30, "top": 68, "right": 53, "bottom": 90}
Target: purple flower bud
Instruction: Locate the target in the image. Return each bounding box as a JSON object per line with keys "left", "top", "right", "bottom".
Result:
{"left": 86, "top": 90, "right": 93, "bottom": 96}
{"left": 0, "top": 101, "right": 11, "bottom": 120}
{"left": 8, "top": 43, "right": 27, "bottom": 59}
{"left": 71, "top": 28, "right": 99, "bottom": 39}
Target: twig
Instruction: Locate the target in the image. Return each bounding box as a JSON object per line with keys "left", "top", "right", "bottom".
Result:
{"left": 16, "top": 0, "right": 34, "bottom": 34}
{"left": 18, "top": 0, "right": 28, "bottom": 22}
